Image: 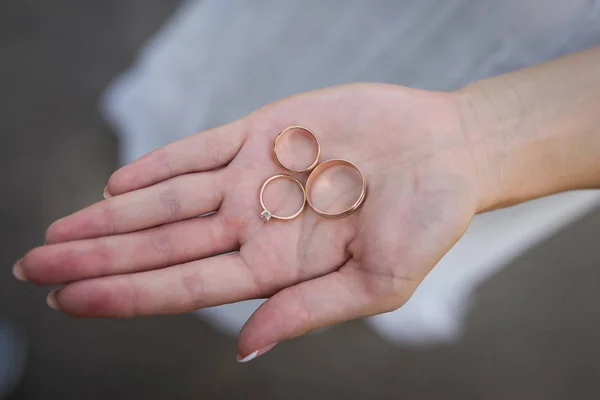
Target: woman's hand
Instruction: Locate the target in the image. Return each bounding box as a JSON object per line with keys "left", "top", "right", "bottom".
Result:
{"left": 17, "top": 83, "right": 483, "bottom": 359}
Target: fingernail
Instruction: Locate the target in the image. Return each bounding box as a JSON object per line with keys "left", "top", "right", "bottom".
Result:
{"left": 103, "top": 186, "right": 111, "bottom": 199}
{"left": 13, "top": 260, "right": 27, "bottom": 281}
{"left": 46, "top": 289, "right": 61, "bottom": 310}
{"left": 236, "top": 342, "right": 277, "bottom": 363}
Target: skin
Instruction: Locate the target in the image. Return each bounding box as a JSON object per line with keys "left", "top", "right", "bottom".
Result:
{"left": 15, "top": 46, "right": 600, "bottom": 361}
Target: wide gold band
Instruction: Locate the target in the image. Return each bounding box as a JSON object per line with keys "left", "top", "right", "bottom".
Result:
{"left": 305, "top": 159, "right": 367, "bottom": 218}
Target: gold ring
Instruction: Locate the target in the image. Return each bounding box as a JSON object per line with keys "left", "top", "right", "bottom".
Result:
{"left": 259, "top": 174, "right": 307, "bottom": 222}
{"left": 274, "top": 126, "right": 321, "bottom": 173}
{"left": 305, "top": 159, "right": 367, "bottom": 218}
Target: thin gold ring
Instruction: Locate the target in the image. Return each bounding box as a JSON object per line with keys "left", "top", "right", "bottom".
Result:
{"left": 259, "top": 174, "right": 307, "bottom": 222}
{"left": 305, "top": 159, "right": 367, "bottom": 219}
{"left": 274, "top": 126, "right": 321, "bottom": 173}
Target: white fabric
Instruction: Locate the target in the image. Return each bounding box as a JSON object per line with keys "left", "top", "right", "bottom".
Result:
{"left": 102, "top": 0, "right": 600, "bottom": 344}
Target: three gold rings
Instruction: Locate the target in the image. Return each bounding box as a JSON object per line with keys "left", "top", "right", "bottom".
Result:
{"left": 260, "top": 126, "right": 366, "bottom": 222}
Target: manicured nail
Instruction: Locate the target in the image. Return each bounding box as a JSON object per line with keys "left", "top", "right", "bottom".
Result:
{"left": 13, "top": 260, "right": 26, "bottom": 281}
{"left": 103, "top": 186, "right": 111, "bottom": 199}
{"left": 236, "top": 342, "right": 277, "bottom": 363}
{"left": 46, "top": 289, "right": 61, "bottom": 310}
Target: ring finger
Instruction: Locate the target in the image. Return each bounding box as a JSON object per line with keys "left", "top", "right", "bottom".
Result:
{"left": 45, "top": 170, "right": 225, "bottom": 244}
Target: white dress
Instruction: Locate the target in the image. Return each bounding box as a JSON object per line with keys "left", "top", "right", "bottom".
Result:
{"left": 102, "top": 0, "right": 600, "bottom": 345}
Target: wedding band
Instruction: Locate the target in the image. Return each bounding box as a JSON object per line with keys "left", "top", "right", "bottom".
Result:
{"left": 305, "top": 159, "right": 367, "bottom": 218}
{"left": 274, "top": 126, "right": 321, "bottom": 173}
{"left": 259, "top": 174, "right": 307, "bottom": 222}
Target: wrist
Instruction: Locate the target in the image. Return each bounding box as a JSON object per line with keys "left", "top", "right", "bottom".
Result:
{"left": 454, "top": 84, "right": 528, "bottom": 213}
{"left": 455, "top": 49, "right": 600, "bottom": 213}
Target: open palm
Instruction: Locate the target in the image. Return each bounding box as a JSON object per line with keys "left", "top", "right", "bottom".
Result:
{"left": 20, "top": 83, "right": 481, "bottom": 359}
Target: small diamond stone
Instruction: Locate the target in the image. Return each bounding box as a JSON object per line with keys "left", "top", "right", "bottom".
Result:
{"left": 260, "top": 210, "right": 272, "bottom": 222}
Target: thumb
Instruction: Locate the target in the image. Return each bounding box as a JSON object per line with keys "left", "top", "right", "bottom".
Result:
{"left": 236, "top": 261, "right": 417, "bottom": 362}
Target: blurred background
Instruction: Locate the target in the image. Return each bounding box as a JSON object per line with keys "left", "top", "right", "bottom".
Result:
{"left": 2, "top": 1, "right": 600, "bottom": 399}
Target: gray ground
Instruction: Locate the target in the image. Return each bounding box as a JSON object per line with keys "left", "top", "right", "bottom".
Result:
{"left": 1, "top": 2, "right": 600, "bottom": 399}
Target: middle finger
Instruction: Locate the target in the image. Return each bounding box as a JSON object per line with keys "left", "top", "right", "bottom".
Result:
{"left": 22, "top": 213, "right": 238, "bottom": 285}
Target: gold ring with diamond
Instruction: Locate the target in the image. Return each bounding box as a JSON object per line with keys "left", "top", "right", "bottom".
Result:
{"left": 259, "top": 174, "right": 307, "bottom": 222}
